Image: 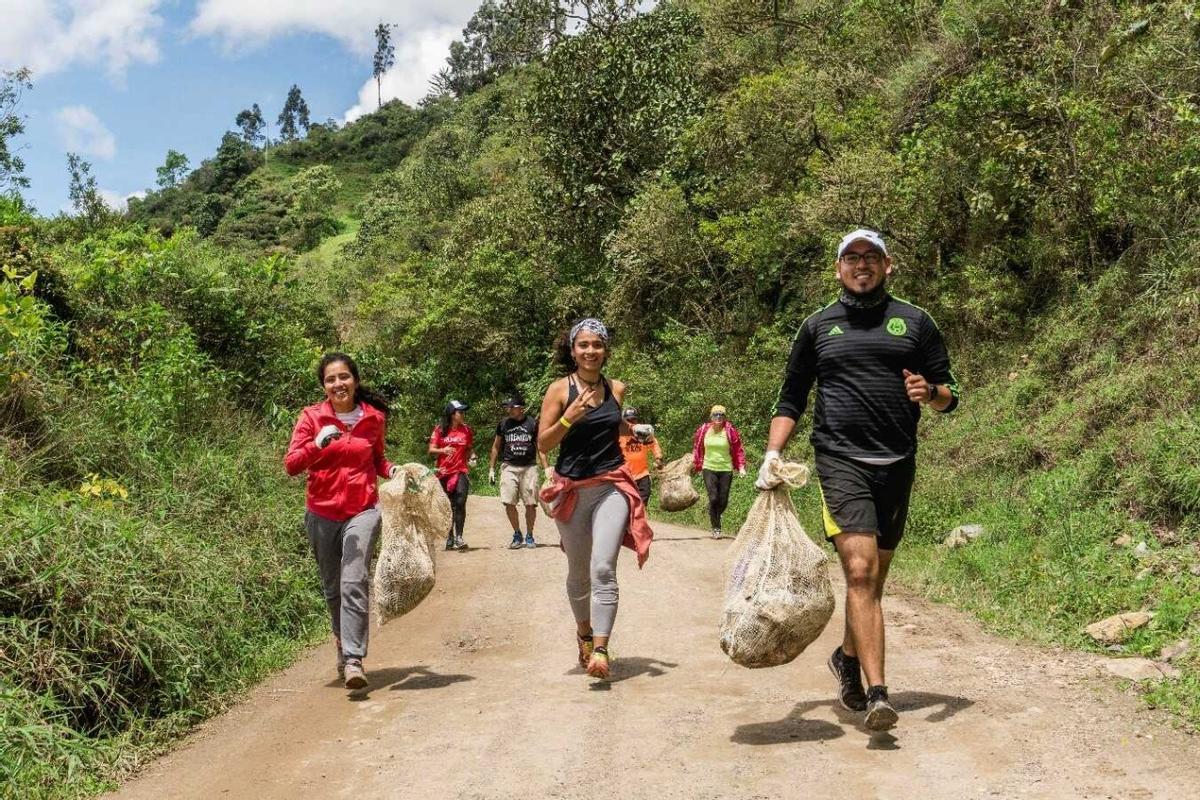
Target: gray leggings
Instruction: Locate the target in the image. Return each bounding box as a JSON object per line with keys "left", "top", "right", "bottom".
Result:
{"left": 304, "top": 507, "right": 380, "bottom": 660}
{"left": 555, "top": 484, "right": 630, "bottom": 637}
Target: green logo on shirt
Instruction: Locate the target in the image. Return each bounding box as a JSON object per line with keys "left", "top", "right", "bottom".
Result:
{"left": 828, "top": 325, "right": 844, "bottom": 336}
{"left": 887, "top": 317, "right": 907, "bottom": 336}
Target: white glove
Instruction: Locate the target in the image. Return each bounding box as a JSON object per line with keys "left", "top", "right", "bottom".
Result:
{"left": 755, "top": 450, "right": 782, "bottom": 490}
{"left": 315, "top": 424, "right": 342, "bottom": 449}
{"left": 489, "top": 467, "right": 497, "bottom": 484}
{"left": 389, "top": 465, "right": 401, "bottom": 479}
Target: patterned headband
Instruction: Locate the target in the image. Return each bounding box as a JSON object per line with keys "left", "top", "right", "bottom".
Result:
{"left": 569, "top": 318, "right": 609, "bottom": 344}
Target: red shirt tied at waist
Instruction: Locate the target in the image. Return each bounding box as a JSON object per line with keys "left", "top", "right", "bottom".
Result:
{"left": 540, "top": 465, "right": 655, "bottom": 567}
{"left": 285, "top": 400, "right": 394, "bottom": 521}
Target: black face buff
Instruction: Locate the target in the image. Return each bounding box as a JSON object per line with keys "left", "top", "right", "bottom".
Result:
{"left": 839, "top": 284, "right": 888, "bottom": 310}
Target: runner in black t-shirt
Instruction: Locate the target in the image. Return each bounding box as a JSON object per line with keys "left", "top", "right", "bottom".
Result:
{"left": 757, "top": 229, "right": 960, "bottom": 732}
{"left": 489, "top": 395, "right": 549, "bottom": 549}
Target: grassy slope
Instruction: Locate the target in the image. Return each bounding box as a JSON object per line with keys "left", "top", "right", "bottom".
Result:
{"left": 1, "top": 425, "right": 328, "bottom": 799}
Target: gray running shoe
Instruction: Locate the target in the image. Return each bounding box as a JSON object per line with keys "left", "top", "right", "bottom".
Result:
{"left": 454, "top": 535, "right": 468, "bottom": 551}
{"left": 864, "top": 685, "right": 898, "bottom": 731}
{"left": 343, "top": 658, "right": 368, "bottom": 691}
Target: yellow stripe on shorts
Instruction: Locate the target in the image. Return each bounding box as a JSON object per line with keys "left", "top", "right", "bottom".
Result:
{"left": 816, "top": 478, "right": 842, "bottom": 537}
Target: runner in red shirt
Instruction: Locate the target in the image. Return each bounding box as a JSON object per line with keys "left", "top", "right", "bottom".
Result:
{"left": 429, "top": 400, "right": 475, "bottom": 550}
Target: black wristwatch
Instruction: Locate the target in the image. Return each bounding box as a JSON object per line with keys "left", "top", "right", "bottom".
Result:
{"left": 927, "top": 383, "right": 939, "bottom": 403}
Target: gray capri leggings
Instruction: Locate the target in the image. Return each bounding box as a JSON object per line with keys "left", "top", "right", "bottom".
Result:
{"left": 304, "top": 507, "right": 380, "bottom": 660}
{"left": 555, "top": 484, "right": 630, "bottom": 637}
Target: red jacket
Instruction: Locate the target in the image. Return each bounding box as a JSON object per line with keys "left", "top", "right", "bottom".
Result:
{"left": 539, "top": 465, "right": 654, "bottom": 568}
{"left": 692, "top": 421, "right": 747, "bottom": 473}
{"left": 285, "top": 400, "right": 394, "bottom": 521}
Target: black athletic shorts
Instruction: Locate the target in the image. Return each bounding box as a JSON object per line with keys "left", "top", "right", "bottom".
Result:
{"left": 814, "top": 451, "right": 916, "bottom": 551}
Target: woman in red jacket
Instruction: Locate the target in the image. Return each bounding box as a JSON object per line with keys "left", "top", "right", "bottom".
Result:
{"left": 692, "top": 405, "right": 747, "bottom": 539}
{"left": 285, "top": 352, "right": 398, "bottom": 692}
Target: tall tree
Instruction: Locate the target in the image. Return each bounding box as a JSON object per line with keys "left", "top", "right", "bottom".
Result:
{"left": 210, "top": 132, "right": 262, "bottom": 194}
{"left": 439, "top": 1, "right": 641, "bottom": 98}
{"left": 66, "top": 152, "right": 106, "bottom": 224}
{"left": 373, "top": 23, "right": 396, "bottom": 110}
{"left": 235, "top": 103, "right": 266, "bottom": 145}
{"left": 277, "top": 86, "right": 311, "bottom": 141}
{"left": 1, "top": 67, "right": 32, "bottom": 193}
{"left": 155, "top": 149, "right": 190, "bottom": 189}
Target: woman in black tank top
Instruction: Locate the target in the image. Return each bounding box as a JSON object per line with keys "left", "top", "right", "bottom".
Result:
{"left": 536, "top": 318, "right": 648, "bottom": 681}
{"left": 555, "top": 375, "right": 625, "bottom": 479}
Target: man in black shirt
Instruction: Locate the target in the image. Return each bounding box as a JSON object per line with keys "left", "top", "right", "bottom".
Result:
{"left": 489, "top": 395, "right": 549, "bottom": 549}
{"left": 757, "top": 228, "right": 960, "bottom": 732}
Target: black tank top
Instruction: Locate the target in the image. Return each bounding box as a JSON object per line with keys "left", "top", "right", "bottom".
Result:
{"left": 555, "top": 376, "right": 625, "bottom": 480}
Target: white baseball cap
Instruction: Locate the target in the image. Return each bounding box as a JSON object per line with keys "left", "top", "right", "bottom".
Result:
{"left": 837, "top": 228, "right": 888, "bottom": 259}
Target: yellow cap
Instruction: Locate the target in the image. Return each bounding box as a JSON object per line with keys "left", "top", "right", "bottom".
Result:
{"left": 710, "top": 405, "right": 727, "bottom": 415}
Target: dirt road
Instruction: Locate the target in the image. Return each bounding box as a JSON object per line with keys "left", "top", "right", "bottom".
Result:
{"left": 111, "top": 497, "right": 1199, "bottom": 799}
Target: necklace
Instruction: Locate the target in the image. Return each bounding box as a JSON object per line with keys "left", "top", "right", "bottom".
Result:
{"left": 574, "top": 371, "right": 602, "bottom": 389}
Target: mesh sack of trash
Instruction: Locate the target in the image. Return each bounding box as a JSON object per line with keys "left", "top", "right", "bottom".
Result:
{"left": 374, "top": 463, "right": 451, "bottom": 623}
{"left": 719, "top": 460, "right": 834, "bottom": 668}
{"left": 657, "top": 454, "right": 699, "bottom": 512}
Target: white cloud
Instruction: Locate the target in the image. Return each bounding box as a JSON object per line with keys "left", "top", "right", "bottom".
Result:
{"left": 190, "top": 0, "right": 478, "bottom": 55}
{"left": 342, "top": 25, "right": 459, "bottom": 123}
{"left": 98, "top": 187, "right": 131, "bottom": 212}
{"left": 58, "top": 187, "right": 139, "bottom": 215}
{"left": 0, "top": 1, "right": 162, "bottom": 78}
{"left": 55, "top": 105, "right": 117, "bottom": 160}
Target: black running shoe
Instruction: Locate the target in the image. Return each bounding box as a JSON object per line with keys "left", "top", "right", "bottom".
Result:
{"left": 864, "top": 685, "right": 898, "bottom": 731}
{"left": 445, "top": 534, "right": 456, "bottom": 551}
{"left": 827, "top": 646, "right": 868, "bottom": 712}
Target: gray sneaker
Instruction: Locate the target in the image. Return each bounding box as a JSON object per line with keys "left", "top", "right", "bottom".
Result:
{"left": 454, "top": 535, "right": 468, "bottom": 551}
{"left": 711, "top": 528, "right": 722, "bottom": 539}
{"left": 864, "top": 685, "right": 898, "bottom": 731}
{"left": 343, "top": 659, "right": 368, "bottom": 691}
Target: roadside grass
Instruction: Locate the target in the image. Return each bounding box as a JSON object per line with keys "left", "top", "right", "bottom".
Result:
{"left": 0, "top": 423, "right": 327, "bottom": 799}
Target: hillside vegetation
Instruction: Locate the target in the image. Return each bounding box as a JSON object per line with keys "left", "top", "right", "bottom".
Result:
{"left": 4, "top": 0, "right": 1200, "bottom": 795}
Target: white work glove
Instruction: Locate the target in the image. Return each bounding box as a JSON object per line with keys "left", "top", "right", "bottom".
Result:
{"left": 314, "top": 424, "right": 342, "bottom": 449}
{"left": 489, "top": 467, "right": 497, "bottom": 484}
{"left": 755, "top": 450, "right": 782, "bottom": 490}
{"left": 389, "top": 465, "right": 401, "bottom": 479}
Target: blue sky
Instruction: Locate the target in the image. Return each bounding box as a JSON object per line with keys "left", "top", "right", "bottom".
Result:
{"left": 3, "top": 1, "right": 480, "bottom": 215}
